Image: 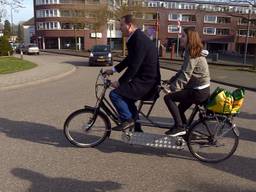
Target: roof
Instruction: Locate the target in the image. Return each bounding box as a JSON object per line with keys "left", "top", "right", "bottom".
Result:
{"left": 23, "top": 17, "right": 34, "bottom": 26}
{"left": 150, "top": 0, "right": 254, "bottom": 6}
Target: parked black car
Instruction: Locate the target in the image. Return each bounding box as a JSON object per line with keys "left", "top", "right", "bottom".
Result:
{"left": 89, "top": 45, "right": 113, "bottom": 66}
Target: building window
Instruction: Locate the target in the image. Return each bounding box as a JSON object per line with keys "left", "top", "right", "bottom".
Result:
{"left": 181, "top": 15, "right": 196, "bottom": 22}
{"left": 45, "top": 10, "right": 49, "bottom": 17}
{"left": 36, "top": 9, "right": 59, "bottom": 18}
{"left": 216, "top": 28, "right": 230, "bottom": 36}
{"left": 168, "top": 25, "right": 181, "bottom": 33}
{"left": 180, "top": 3, "right": 193, "bottom": 9}
{"left": 37, "top": 22, "right": 60, "bottom": 30}
{"left": 148, "top": 1, "right": 157, "bottom": 7}
{"left": 35, "top": 0, "right": 59, "bottom": 4}
{"left": 159, "top": 2, "right": 167, "bottom": 8}
{"left": 168, "top": 13, "right": 181, "bottom": 21}
{"left": 217, "top": 17, "right": 231, "bottom": 24}
{"left": 37, "top": 23, "right": 44, "bottom": 30}
{"left": 203, "top": 27, "right": 216, "bottom": 35}
{"left": 238, "top": 29, "right": 256, "bottom": 37}
{"left": 204, "top": 15, "right": 217, "bottom": 23}
{"left": 49, "top": 10, "right": 54, "bottom": 17}
{"left": 169, "top": 2, "right": 179, "bottom": 9}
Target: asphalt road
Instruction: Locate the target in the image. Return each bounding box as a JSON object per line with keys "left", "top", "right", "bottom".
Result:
{"left": 0, "top": 53, "right": 255, "bottom": 192}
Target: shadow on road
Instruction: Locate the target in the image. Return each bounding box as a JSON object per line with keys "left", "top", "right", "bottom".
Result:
{"left": 11, "top": 168, "right": 122, "bottom": 192}
{"left": 0, "top": 118, "right": 69, "bottom": 147}
{"left": 238, "top": 112, "right": 256, "bottom": 120}
{"left": 237, "top": 125, "right": 256, "bottom": 143}
{"left": 0, "top": 117, "right": 194, "bottom": 161}
{"left": 64, "top": 60, "right": 110, "bottom": 68}
{"left": 63, "top": 60, "right": 89, "bottom": 67}
{"left": 97, "top": 136, "right": 195, "bottom": 161}
{"left": 206, "top": 154, "right": 256, "bottom": 182}
{"left": 175, "top": 177, "right": 255, "bottom": 192}
{"left": 2, "top": 118, "right": 256, "bottom": 183}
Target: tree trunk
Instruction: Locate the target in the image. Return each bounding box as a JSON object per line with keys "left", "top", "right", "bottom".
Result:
{"left": 254, "top": 46, "right": 256, "bottom": 70}
{"left": 94, "top": 30, "right": 97, "bottom": 45}
{"left": 74, "top": 28, "right": 77, "bottom": 51}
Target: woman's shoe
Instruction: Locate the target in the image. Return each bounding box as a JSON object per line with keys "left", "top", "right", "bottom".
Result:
{"left": 165, "top": 126, "right": 186, "bottom": 136}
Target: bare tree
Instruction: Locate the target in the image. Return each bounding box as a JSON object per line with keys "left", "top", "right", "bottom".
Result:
{"left": 90, "top": 5, "right": 110, "bottom": 45}
{"left": 110, "top": 0, "right": 147, "bottom": 56}
{"left": 68, "top": 8, "right": 86, "bottom": 50}
{"left": 0, "top": 0, "right": 24, "bottom": 31}
{"left": 0, "top": 0, "right": 8, "bottom": 21}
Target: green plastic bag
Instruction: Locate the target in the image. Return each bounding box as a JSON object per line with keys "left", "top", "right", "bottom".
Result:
{"left": 231, "top": 88, "right": 245, "bottom": 114}
{"left": 207, "top": 87, "right": 245, "bottom": 114}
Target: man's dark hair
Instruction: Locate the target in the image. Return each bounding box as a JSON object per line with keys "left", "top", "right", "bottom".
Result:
{"left": 183, "top": 27, "right": 196, "bottom": 35}
{"left": 121, "top": 14, "right": 137, "bottom": 25}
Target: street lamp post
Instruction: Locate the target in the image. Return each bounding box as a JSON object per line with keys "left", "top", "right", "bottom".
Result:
{"left": 10, "top": 5, "right": 13, "bottom": 35}
{"left": 243, "top": 5, "right": 252, "bottom": 65}
{"left": 176, "top": 19, "right": 181, "bottom": 57}
{"left": 155, "top": 11, "right": 159, "bottom": 50}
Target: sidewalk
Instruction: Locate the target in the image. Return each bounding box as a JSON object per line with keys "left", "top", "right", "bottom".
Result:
{"left": 0, "top": 54, "right": 76, "bottom": 91}
{"left": 0, "top": 50, "right": 255, "bottom": 92}
{"left": 43, "top": 49, "right": 256, "bottom": 92}
{"left": 160, "top": 60, "right": 256, "bottom": 91}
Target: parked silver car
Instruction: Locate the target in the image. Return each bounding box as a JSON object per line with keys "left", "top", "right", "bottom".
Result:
{"left": 16, "top": 44, "right": 40, "bottom": 55}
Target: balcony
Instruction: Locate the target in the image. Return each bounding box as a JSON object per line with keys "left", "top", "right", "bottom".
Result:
{"left": 217, "top": 17, "right": 231, "bottom": 24}
{"left": 216, "top": 28, "right": 230, "bottom": 36}
{"left": 181, "top": 15, "right": 196, "bottom": 22}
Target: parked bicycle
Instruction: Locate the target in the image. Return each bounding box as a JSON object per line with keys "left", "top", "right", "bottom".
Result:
{"left": 64, "top": 69, "right": 239, "bottom": 163}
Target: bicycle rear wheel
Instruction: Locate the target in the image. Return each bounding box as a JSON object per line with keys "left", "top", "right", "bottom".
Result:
{"left": 187, "top": 117, "right": 239, "bottom": 163}
{"left": 64, "top": 107, "right": 111, "bottom": 147}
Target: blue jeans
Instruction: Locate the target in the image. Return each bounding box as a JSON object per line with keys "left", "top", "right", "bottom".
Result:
{"left": 109, "top": 89, "right": 138, "bottom": 122}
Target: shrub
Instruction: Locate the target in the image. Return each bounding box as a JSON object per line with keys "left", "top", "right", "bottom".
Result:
{"left": 0, "top": 36, "right": 13, "bottom": 56}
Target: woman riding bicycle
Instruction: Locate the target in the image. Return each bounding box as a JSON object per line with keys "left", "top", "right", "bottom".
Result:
{"left": 164, "top": 27, "right": 211, "bottom": 136}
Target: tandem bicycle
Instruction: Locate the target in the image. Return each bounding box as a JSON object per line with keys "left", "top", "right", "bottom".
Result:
{"left": 63, "top": 69, "right": 239, "bottom": 163}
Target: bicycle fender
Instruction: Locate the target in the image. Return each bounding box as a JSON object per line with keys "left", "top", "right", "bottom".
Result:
{"left": 233, "top": 124, "right": 240, "bottom": 137}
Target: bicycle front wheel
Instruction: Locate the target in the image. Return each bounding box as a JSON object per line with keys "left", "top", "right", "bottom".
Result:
{"left": 187, "top": 117, "right": 239, "bottom": 163}
{"left": 64, "top": 107, "right": 111, "bottom": 148}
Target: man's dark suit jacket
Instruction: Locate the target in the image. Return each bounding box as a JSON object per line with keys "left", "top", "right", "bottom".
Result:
{"left": 114, "top": 29, "right": 161, "bottom": 101}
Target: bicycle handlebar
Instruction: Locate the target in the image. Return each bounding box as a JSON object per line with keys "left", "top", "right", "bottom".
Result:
{"left": 99, "top": 69, "right": 171, "bottom": 94}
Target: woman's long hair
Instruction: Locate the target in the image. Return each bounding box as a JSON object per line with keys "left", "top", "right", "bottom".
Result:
{"left": 185, "top": 28, "right": 203, "bottom": 58}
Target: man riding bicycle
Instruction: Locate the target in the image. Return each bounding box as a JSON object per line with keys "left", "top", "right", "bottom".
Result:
{"left": 104, "top": 14, "right": 161, "bottom": 132}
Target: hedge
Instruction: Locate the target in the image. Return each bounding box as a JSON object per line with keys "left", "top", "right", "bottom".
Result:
{"left": 0, "top": 36, "right": 13, "bottom": 56}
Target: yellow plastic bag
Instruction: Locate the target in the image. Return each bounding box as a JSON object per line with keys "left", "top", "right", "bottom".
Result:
{"left": 207, "top": 87, "right": 245, "bottom": 114}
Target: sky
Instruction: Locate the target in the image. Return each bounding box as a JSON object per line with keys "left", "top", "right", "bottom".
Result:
{"left": 7, "top": 0, "right": 34, "bottom": 24}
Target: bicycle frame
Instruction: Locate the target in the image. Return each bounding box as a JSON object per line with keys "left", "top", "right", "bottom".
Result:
{"left": 91, "top": 70, "right": 206, "bottom": 130}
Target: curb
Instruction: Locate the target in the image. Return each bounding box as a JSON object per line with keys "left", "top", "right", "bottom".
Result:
{"left": 160, "top": 65, "right": 256, "bottom": 92}
{"left": 0, "top": 66, "right": 76, "bottom": 91}
{"left": 42, "top": 50, "right": 256, "bottom": 92}
{"left": 160, "top": 57, "right": 252, "bottom": 68}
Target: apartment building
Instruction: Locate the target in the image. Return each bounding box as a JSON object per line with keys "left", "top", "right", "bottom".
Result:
{"left": 34, "top": 0, "right": 256, "bottom": 54}
{"left": 34, "top": 0, "right": 126, "bottom": 50}
{"left": 146, "top": 0, "right": 256, "bottom": 54}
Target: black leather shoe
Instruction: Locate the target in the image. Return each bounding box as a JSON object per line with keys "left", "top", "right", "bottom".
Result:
{"left": 134, "top": 123, "right": 143, "bottom": 132}
{"left": 112, "top": 119, "right": 134, "bottom": 131}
